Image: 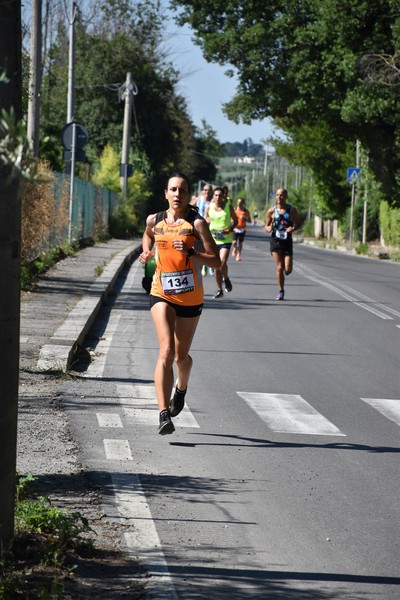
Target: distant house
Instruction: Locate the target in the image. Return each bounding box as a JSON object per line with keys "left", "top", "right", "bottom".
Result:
{"left": 233, "top": 156, "right": 255, "bottom": 164}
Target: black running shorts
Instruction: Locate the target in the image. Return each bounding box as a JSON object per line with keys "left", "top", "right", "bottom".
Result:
{"left": 270, "top": 236, "right": 293, "bottom": 256}
{"left": 150, "top": 295, "right": 203, "bottom": 318}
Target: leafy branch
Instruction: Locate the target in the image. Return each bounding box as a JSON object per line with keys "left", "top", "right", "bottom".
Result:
{"left": 0, "top": 106, "right": 37, "bottom": 181}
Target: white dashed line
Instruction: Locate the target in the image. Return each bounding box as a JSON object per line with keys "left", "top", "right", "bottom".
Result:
{"left": 96, "top": 413, "right": 123, "bottom": 428}
{"left": 111, "top": 472, "right": 179, "bottom": 600}
{"left": 103, "top": 439, "right": 133, "bottom": 460}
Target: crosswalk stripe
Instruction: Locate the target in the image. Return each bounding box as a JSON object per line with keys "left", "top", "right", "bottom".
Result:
{"left": 96, "top": 413, "right": 123, "bottom": 428}
{"left": 103, "top": 439, "right": 133, "bottom": 460}
{"left": 360, "top": 398, "right": 400, "bottom": 427}
{"left": 237, "top": 392, "right": 345, "bottom": 436}
{"left": 117, "top": 384, "right": 200, "bottom": 428}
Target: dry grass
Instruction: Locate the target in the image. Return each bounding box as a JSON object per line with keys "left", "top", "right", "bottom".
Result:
{"left": 21, "top": 162, "right": 69, "bottom": 263}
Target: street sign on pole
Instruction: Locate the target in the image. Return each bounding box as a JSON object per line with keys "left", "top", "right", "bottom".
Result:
{"left": 63, "top": 148, "right": 86, "bottom": 162}
{"left": 347, "top": 167, "right": 361, "bottom": 246}
{"left": 62, "top": 122, "right": 89, "bottom": 149}
{"left": 120, "top": 163, "right": 133, "bottom": 178}
{"left": 347, "top": 167, "right": 361, "bottom": 184}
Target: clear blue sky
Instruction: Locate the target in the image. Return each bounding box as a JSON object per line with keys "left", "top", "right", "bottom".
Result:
{"left": 164, "top": 10, "right": 277, "bottom": 146}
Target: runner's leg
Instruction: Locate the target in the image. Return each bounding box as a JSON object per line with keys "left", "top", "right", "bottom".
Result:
{"left": 284, "top": 254, "right": 293, "bottom": 276}
{"left": 174, "top": 315, "right": 200, "bottom": 391}
{"left": 150, "top": 302, "right": 176, "bottom": 411}
{"left": 272, "top": 250, "right": 285, "bottom": 291}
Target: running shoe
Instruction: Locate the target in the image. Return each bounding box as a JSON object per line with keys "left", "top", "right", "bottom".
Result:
{"left": 213, "top": 289, "right": 224, "bottom": 298}
{"left": 158, "top": 410, "right": 175, "bottom": 435}
{"left": 224, "top": 277, "right": 233, "bottom": 292}
{"left": 201, "top": 266, "right": 207, "bottom": 276}
{"left": 276, "top": 290, "right": 285, "bottom": 301}
{"left": 170, "top": 386, "right": 186, "bottom": 417}
{"left": 209, "top": 268, "right": 214, "bottom": 276}
{"left": 236, "top": 255, "right": 241, "bottom": 261}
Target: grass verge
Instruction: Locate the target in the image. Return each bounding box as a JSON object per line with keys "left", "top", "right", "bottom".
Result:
{"left": 0, "top": 474, "right": 96, "bottom": 599}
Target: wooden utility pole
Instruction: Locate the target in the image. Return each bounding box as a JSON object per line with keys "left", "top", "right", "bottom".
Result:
{"left": 27, "top": 0, "right": 42, "bottom": 157}
{"left": 0, "top": 0, "right": 22, "bottom": 548}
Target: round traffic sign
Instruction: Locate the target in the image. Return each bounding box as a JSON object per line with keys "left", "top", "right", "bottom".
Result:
{"left": 61, "top": 122, "right": 89, "bottom": 149}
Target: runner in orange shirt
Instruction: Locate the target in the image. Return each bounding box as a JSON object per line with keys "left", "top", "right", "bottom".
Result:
{"left": 139, "top": 173, "right": 220, "bottom": 435}
{"left": 232, "top": 198, "right": 251, "bottom": 261}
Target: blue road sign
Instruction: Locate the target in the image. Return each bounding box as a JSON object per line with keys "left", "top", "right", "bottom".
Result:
{"left": 347, "top": 167, "right": 361, "bottom": 183}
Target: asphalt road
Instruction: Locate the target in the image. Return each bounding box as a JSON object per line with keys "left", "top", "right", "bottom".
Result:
{"left": 61, "top": 228, "right": 400, "bottom": 599}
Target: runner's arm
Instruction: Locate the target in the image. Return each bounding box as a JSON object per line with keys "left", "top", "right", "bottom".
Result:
{"left": 139, "top": 214, "right": 156, "bottom": 263}
{"left": 287, "top": 207, "right": 302, "bottom": 232}
{"left": 191, "top": 219, "right": 221, "bottom": 268}
{"left": 264, "top": 208, "right": 274, "bottom": 233}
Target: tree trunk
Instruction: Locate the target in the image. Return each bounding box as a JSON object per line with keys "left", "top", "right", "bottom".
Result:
{"left": 0, "top": 0, "right": 22, "bottom": 549}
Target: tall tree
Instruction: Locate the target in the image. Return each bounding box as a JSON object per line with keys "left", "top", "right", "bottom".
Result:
{"left": 171, "top": 0, "right": 400, "bottom": 210}
{"left": 40, "top": 15, "right": 219, "bottom": 209}
{"left": 0, "top": 0, "right": 22, "bottom": 548}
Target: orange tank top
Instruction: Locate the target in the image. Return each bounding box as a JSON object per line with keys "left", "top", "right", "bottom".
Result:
{"left": 151, "top": 209, "right": 204, "bottom": 306}
{"left": 235, "top": 208, "right": 248, "bottom": 230}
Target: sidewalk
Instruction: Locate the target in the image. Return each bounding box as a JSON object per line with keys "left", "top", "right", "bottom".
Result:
{"left": 17, "top": 237, "right": 150, "bottom": 598}
{"left": 20, "top": 238, "right": 141, "bottom": 372}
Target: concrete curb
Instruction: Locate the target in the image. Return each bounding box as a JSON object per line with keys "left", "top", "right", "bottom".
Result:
{"left": 37, "top": 243, "right": 141, "bottom": 372}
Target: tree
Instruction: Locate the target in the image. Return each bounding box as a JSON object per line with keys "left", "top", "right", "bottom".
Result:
{"left": 171, "top": 0, "right": 400, "bottom": 210}
{"left": 0, "top": 0, "right": 22, "bottom": 548}
{"left": 34, "top": 1, "right": 219, "bottom": 215}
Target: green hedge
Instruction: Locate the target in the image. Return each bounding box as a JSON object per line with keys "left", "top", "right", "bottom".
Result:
{"left": 379, "top": 201, "right": 400, "bottom": 247}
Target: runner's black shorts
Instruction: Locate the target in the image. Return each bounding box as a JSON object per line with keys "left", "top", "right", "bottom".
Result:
{"left": 270, "top": 236, "right": 293, "bottom": 257}
{"left": 150, "top": 295, "right": 203, "bottom": 318}
{"left": 233, "top": 231, "right": 246, "bottom": 242}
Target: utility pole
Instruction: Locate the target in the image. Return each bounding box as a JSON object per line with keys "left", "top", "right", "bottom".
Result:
{"left": 27, "top": 0, "right": 42, "bottom": 157}
{"left": 120, "top": 72, "right": 134, "bottom": 195}
{"left": 0, "top": 0, "right": 22, "bottom": 549}
{"left": 362, "top": 152, "right": 368, "bottom": 244}
{"left": 264, "top": 147, "right": 270, "bottom": 207}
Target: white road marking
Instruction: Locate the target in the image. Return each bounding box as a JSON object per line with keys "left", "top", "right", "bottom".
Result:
{"left": 111, "top": 473, "right": 179, "bottom": 600}
{"left": 103, "top": 438, "right": 133, "bottom": 460}
{"left": 85, "top": 313, "right": 121, "bottom": 378}
{"left": 96, "top": 413, "right": 123, "bottom": 428}
{"left": 295, "top": 263, "right": 395, "bottom": 320}
{"left": 237, "top": 392, "right": 345, "bottom": 436}
{"left": 360, "top": 398, "right": 400, "bottom": 427}
{"left": 117, "top": 383, "right": 200, "bottom": 428}
{"left": 337, "top": 282, "right": 400, "bottom": 319}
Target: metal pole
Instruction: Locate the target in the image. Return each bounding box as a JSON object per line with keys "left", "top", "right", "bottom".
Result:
{"left": 362, "top": 190, "right": 368, "bottom": 244}
{"left": 349, "top": 180, "right": 355, "bottom": 246}
{"left": 349, "top": 140, "right": 361, "bottom": 246}
{"left": 68, "top": 123, "right": 77, "bottom": 243}
{"left": 67, "top": 2, "right": 77, "bottom": 123}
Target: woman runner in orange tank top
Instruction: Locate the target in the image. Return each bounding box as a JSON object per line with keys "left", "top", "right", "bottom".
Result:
{"left": 139, "top": 173, "right": 220, "bottom": 435}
